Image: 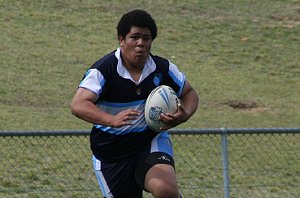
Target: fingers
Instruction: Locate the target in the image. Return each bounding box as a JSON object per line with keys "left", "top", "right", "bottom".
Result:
{"left": 124, "top": 109, "right": 140, "bottom": 120}
{"left": 123, "top": 114, "right": 139, "bottom": 123}
{"left": 114, "top": 109, "right": 140, "bottom": 127}
{"left": 158, "top": 104, "right": 187, "bottom": 130}
{"left": 177, "top": 103, "right": 184, "bottom": 112}
{"left": 159, "top": 112, "right": 175, "bottom": 120}
{"left": 160, "top": 104, "right": 182, "bottom": 120}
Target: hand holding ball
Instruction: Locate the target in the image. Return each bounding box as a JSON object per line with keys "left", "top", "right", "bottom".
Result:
{"left": 145, "top": 85, "right": 180, "bottom": 133}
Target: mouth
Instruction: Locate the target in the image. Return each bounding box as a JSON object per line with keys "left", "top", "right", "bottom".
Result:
{"left": 136, "top": 51, "right": 145, "bottom": 58}
{"left": 136, "top": 50, "right": 144, "bottom": 55}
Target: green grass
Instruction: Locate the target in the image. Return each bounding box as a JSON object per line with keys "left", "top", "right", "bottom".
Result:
{"left": 1, "top": 134, "right": 299, "bottom": 197}
{"left": 0, "top": 0, "right": 299, "bottom": 130}
{"left": 0, "top": 0, "right": 300, "bottom": 197}
{"left": 0, "top": 1, "right": 300, "bottom": 196}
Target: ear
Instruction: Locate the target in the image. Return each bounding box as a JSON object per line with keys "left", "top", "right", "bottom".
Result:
{"left": 119, "top": 35, "right": 125, "bottom": 47}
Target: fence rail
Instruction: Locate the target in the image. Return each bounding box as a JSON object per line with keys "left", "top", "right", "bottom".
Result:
{"left": 1, "top": 128, "right": 300, "bottom": 136}
{"left": 1, "top": 128, "right": 300, "bottom": 198}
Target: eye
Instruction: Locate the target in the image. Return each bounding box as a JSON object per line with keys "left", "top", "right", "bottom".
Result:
{"left": 130, "top": 35, "right": 139, "bottom": 40}
{"left": 129, "top": 34, "right": 152, "bottom": 42}
{"left": 143, "top": 36, "right": 152, "bottom": 41}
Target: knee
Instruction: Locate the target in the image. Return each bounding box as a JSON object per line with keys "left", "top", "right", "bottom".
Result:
{"left": 148, "top": 179, "right": 180, "bottom": 198}
{"left": 144, "top": 164, "right": 180, "bottom": 198}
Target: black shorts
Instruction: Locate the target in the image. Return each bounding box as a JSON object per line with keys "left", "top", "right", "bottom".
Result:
{"left": 92, "top": 132, "right": 175, "bottom": 198}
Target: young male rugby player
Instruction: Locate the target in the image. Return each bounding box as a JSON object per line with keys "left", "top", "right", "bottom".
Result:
{"left": 71, "top": 9, "right": 199, "bottom": 198}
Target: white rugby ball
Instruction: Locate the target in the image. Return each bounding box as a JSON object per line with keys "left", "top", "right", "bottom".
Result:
{"left": 145, "top": 85, "right": 180, "bottom": 133}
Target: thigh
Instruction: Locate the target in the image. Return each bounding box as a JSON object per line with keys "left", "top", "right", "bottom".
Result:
{"left": 144, "top": 163, "right": 179, "bottom": 197}
{"left": 93, "top": 156, "right": 143, "bottom": 198}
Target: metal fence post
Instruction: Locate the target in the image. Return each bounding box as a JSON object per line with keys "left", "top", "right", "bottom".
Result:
{"left": 221, "top": 127, "right": 230, "bottom": 198}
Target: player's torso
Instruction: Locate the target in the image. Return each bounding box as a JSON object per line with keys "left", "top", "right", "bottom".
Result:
{"left": 89, "top": 51, "right": 179, "bottom": 160}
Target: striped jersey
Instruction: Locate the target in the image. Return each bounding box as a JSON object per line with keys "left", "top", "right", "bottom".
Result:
{"left": 79, "top": 48, "right": 185, "bottom": 161}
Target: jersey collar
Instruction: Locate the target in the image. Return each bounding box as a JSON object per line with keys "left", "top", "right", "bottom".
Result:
{"left": 115, "top": 48, "right": 156, "bottom": 85}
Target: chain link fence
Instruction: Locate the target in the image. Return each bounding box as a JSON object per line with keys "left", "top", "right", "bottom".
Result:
{"left": 1, "top": 129, "right": 299, "bottom": 198}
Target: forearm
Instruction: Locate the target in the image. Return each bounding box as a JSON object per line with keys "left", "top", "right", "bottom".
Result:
{"left": 180, "top": 88, "right": 199, "bottom": 120}
{"left": 71, "top": 100, "right": 113, "bottom": 126}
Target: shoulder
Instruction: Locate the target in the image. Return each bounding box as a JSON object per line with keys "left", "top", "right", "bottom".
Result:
{"left": 90, "top": 50, "right": 118, "bottom": 70}
{"left": 150, "top": 54, "right": 182, "bottom": 75}
{"left": 150, "top": 54, "right": 170, "bottom": 67}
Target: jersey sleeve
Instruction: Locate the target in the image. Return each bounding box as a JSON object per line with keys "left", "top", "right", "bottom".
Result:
{"left": 168, "top": 61, "right": 186, "bottom": 97}
{"left": 79, "top": 69, "right": 105, "bottom": 97}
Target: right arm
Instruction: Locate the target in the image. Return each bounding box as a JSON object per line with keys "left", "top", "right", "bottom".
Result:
{"left": 71, "top": 88, "right": 140, "bottom": 127}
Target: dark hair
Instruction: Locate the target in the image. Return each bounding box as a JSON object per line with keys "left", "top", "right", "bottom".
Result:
{"left": 117, "top": 9, "right": 157, "bottom": 40}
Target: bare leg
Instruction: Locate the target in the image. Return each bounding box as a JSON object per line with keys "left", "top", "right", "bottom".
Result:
{"left": 144, "top": 164, "right": 180, "bottom": 198}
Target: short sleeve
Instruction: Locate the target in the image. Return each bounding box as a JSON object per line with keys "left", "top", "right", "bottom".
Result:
{"left": 168, "top": 62, "right": 186, "bottom": 96}
{"left": 79, "top": 69, "right": 105, "bottom": 97}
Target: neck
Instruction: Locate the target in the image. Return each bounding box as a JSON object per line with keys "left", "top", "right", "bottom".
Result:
{"left": 121, "top": 59, "right": 144, "bottom": 83}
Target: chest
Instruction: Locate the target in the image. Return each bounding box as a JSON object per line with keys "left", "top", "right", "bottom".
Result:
{"left": 100, "top": 72, "right": 164, "bottom": 103}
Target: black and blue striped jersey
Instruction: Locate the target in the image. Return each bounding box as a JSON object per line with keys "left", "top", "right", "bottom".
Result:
{"left": 79, "top": 48, "right": 185, "bottom": 161}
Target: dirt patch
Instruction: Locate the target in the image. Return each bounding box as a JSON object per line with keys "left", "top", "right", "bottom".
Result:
{"left": 225, "top": 100, "right": 258, "bottom": 109}
{"left": 224, "top": 100, "right": 272, "bottom": 113}
{"left": 245, "top": 107, "right": 271, "bottom": 113}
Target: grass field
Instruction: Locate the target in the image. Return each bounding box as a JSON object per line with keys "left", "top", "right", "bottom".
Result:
{"left": 0, "top": 1, "right": 300, "bottom": 197}
{"left": 1, "top": 133, "right": 299, "bottom": 197}
{"left": 0, "top": 0, "right": 299, "bottom": 130}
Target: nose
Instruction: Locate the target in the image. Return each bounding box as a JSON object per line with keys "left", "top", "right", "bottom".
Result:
{"left": 137, "top": 38, "right": 145, "bottom": 47}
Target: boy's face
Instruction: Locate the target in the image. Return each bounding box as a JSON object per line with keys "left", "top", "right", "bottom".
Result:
{"left": 119, "top": 26, "right": 153, "bottom": 69}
